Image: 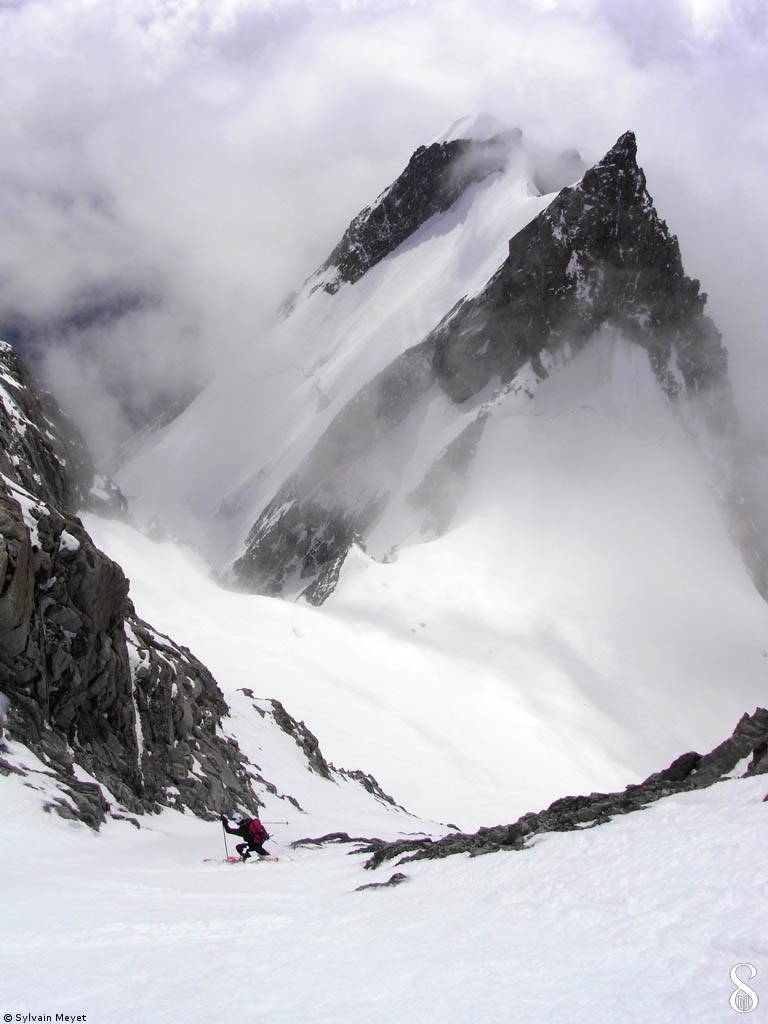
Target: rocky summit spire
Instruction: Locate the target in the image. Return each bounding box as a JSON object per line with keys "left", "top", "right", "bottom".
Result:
{"left": 602, "top": 129, "right": 638, "bottom": 165}
{"left": 432, "top": 130, "right": 726, "bottom": 403}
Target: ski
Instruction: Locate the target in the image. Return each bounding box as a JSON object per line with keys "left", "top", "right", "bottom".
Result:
{"left": 203, "top": 856, "right": 279, "bottom": 864}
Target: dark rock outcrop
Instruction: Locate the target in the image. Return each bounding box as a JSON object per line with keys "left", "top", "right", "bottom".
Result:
{"left": 0, "top": 477, "right": 262, "bottom": 824}
{"left": 307, "top": 132, "right": 519, "bottom": 296}
{"left": 233, "top": 132, "right": 728, "bottom": 602}
{"left": 231, "top": 334, "right": 436, "bottom": 598}
{"left": 336, "top": 767, "right": 404, "bottom": 809}
{"left": 234, "top": 499, "right": 375, "bottom": 601}
{"left": 264, "top": 697, "right": 406, "bottom": 809}
{"left": 268, "top": 698, "right": 334, "bottom": 779}
{"left": 355, "top": 871, "right": 408, "bottom": 892}
{"left": 359, "top": 708, "right": 768, "bottom": 869}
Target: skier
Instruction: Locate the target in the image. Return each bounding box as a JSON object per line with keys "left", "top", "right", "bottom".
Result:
{"left": 220, "top": 813, "right": 271, "bottom": 860}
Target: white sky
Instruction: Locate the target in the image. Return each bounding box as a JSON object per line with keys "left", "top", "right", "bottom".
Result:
{"left": 0, "top": 0, "right": 765, "bottom": 456}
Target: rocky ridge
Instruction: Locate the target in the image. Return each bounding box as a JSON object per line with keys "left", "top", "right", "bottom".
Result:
{"left": 330, "top": 707, "right": 768, "bottom": 870}
{"left": 0, "top": 498, "right": 259, "bottom": 828}
{"left": 305, "top": 131, "right": 520, "bottom": 297}
{"left": 247, "top": 694, "right": 406, "bottom": 810}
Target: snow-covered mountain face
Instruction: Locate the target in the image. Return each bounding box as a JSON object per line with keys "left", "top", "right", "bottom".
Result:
{"left": 106, "top": 122, "right": 768, "bottom": 828}
{"left": 231, "top": 131, "right": 729, "bottom": 602}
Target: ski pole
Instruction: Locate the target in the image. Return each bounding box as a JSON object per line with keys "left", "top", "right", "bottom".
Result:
{"left": 222, "top": 822, "right": 230, "bottom": 860}
{"left": 261, "top": 820, "right": 290, "bottom": 824}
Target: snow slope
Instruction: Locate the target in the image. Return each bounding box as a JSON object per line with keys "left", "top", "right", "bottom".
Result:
{"left": 1, "top": 749, "right": 765, "bottom": 1023}
{"left": 85, "top": 332, "right": 768, "bottom": 831}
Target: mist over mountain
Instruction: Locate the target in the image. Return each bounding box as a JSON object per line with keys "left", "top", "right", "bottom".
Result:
{"left": 0, "top": 1, "right": 766, "bottom": 465}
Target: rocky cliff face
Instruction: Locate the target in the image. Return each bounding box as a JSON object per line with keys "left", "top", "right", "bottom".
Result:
{"left": 0, "top": 339, "right": 408, "bottom": 829}
{"left": 0, "top": 492, "right": 261, "bottom": 826}
{"left": 232, "top": 132, "right": 730, "bottom": 602}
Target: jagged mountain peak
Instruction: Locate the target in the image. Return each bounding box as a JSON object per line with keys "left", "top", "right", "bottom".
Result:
{"left": 118, "top": 126, "right": 727, "bottom": 605}
{"left": 600, "top": 128, "right": 638, "bottom": 166}
{"left": 434, "top": 128, "right": 725, "bottom": 403}
{"left": 292, "top": 123, "right": 591, "bottom": 306}
{"left": 575, "top": 128, "right": 649, "bottom": 217}
{"left": 231, "top": 130, "right": 730, "bottom": 603}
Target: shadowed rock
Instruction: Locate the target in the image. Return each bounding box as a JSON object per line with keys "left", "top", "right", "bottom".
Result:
{"left": 0, "top": 479, "right": 263, "bottom": 825}
{"left": 432, "top": 131, "right": 725, "bottom": 402}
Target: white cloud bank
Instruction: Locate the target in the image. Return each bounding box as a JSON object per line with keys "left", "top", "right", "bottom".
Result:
{"left": 0, "top": 0, "right": 765, "bottom": 458}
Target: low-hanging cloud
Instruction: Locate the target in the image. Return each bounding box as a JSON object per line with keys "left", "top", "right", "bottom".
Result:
{"left": 0, "top": 0, "right": 765, "bottom": 462}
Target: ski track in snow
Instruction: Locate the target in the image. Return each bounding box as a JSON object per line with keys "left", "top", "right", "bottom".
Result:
{"left": 1, "top": 767, "right": 765, "bottom": 1023}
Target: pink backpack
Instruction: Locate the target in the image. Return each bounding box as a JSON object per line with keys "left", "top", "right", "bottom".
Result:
{"left": 246, "top": 818, "right": 269, "bottom": 845}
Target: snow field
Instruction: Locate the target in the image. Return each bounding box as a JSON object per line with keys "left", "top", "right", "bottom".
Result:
{"left": 1, "top": 759, "right": 765, "bottom": 1024}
